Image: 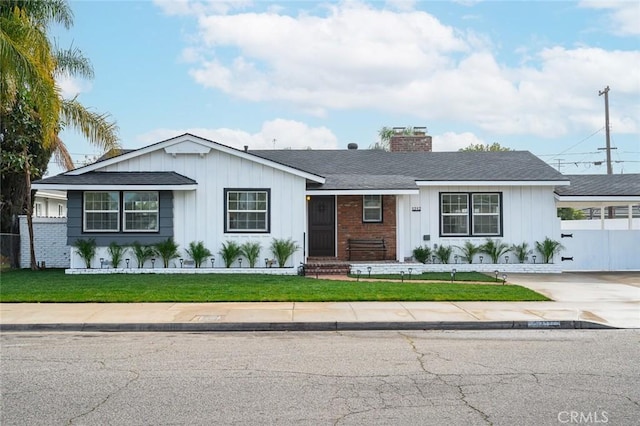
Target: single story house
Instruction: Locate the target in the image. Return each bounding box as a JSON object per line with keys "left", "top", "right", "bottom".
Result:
{"left": 31, "top": 132, "right": 573, "bottom": 270}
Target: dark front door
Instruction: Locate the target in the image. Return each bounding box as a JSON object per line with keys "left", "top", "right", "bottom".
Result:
{"left": 308, "top": 196, "right": 335, "bottom": 257}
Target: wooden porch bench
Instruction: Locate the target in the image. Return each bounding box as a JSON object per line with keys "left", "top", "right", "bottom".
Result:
{"left": 347, "top": 239, "right": 386, "bottom": 261}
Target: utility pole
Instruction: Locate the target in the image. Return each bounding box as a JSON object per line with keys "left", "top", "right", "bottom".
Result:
{"left": 598, "top": 86, "right": 615, "bottom": 174}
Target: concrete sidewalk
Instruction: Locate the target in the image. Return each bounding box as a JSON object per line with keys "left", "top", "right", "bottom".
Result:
{"left": 1, "top": 272, "right": 638, "bottom": 331}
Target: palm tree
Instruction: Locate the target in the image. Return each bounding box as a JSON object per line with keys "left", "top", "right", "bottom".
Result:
{"left": 1, "top": 0, "right": 119, "bottom": 269}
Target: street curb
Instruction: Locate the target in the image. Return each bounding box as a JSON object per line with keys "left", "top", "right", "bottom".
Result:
{"left": 0, "top": 320, "right": 616, "bottom": 332}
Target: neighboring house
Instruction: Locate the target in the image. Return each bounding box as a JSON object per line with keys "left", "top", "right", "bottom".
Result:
{"left": 33, "top": 190, "right": 67, "bottom": 217}
{"left": 31, "top": 132, "right": 570, "bottom": 269}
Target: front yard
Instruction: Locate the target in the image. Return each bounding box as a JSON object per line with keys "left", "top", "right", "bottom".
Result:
{"left": 0, "top": 269, "right": 549, "bottom": 302}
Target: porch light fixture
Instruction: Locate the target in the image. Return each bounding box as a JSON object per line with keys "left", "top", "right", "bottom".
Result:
{"left": 306, "top": 195, "right": 311, "bottom": 201}
{"left": 180, "top": 258, "right": 183, "bottom": 268}
{"left": 211, "top": 257, "right": 215, "bottom": 268}
{"left": 408, "top": 267, "right": 413, "bottom": 280}
{"left": 99, "top": 258, "right": 104, "bottom": 269}
{"left": 479, "top": 255, "right": 484, "bottom": 264}
{"left": 532, "top": 255, "right": 537, "bottom": 264}
{"left": 125, "top": 258, "right": 130, "bottom": 268}
{"left": 494, "top": 270, "right": 499, "bottom": 282}
{"left": 356, "top": 269, "right": 361, "bottom": 282}
{"left": 502, "top": 273, "right": 507, "bottom": 285}
{"left": 367, "top": 266, "right": 372, "bottom": 278}
{"left": 238, "top": 258, "right": 243, "bottom": 268}
{"left": 451, "top": 268, "right": 457, "bottom": 283}
{"left": 400, "top": 271, "right": 405, "bottom": 282}
{"left": 505, "top": 255, "right": 509, "bottom": 264}
{"left": 151, "top": 258, "right": 155, "bottom": 268}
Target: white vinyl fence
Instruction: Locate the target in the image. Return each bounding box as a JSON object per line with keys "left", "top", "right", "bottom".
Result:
{"left": 559, "top": 230, "right": 640, "bottom": 271}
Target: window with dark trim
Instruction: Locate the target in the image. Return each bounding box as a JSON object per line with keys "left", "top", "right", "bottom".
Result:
{"left": 363, "top": 195, "right": 383, "bottom": 222}
{"left": 225, "top": 189, "right": 270, "bottom": 233}
{"left": 83, "top": 191, "right": 159, "bottom": 232}
{"left": 440, "top": 192, "right": 502, "bottom": 236}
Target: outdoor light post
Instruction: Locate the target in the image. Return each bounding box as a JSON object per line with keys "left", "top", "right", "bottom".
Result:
{"left": 356, "top": 270, "right": 362, "bottom": 282}
{"left": 454, "top": 255, "right": 458, "bottom": 264}
{"left": 494, "top": 270, "right": 499, "bottom": 282}
{"left": 532, "top": 255, "right": 537, "bottom": 264}
{"left": 408, "top": 267, "right": 413, "bottom": 280}
{"left": 151, "top": 258, "right": 155, "bottom": 269}
{"left": 502, "top": 273, "right": 507, "bottom": 285}
{"left": 265, "top": 258, "right": 269, "bottom": 267}
{"left": 99, "top": 258, "right": 104, "bottom": 269}
{"left": 400, "top": 271, "right": 405, "bottom": 283}
{"left": 211, "top": 257, "right": 215, "bottom": 268}
{"left": 432, "top": 255, "right": 436, "bottom": 264}
{"left": 367, "top": 266, "right": 372, "bottom": 278}
{"left": 125, "top": 258, "right": 130, "bottom": 268}
{"left": 451, "top": 268, "right": 457, "bottom": 283}
{"left": 180, "top": 258, "right": 183, "bottom": 268}
{"left": 505, "top": 255, "right": 509, "bottom": 264}
{"left": 479, "top": 255, "right": 484, "bottom": 264}
{"left": 238, "top": 258, "right": 242, "bottom": 268}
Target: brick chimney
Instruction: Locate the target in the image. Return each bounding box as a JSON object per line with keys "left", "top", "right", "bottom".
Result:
{"left": 389, "top": 127, "right": 432, "bottom": 152}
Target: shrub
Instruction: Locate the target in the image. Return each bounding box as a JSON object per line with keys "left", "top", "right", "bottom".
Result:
{"left": 456, "top": 241, "right": 481, "bottom": 264}
{"left": 412, "top": 245, "right": 431, "bottom": 264}
{"left": 240, "top": 241, "right": 262, "bottom": 268}
{"left": 131, "top": 241, "right": 156, "bottom": 268}
{"left": 535, "top": 237, "right": 565, "bottom": 263}
{"left": 510, "top": 242, "right": 532, "bottom": 264}
{"left": 480, "top": 238, "right": 510, "bottom": 264}
{"left": 155, "top": 238, "right": 180, "bottom": 268}
{"left": 435, "top": 245, "right": 453, "bottom": 264}
{"left": 186, "top": 241, "right": 212, "bottom": 268}
{"left": 74, "top": 238, "right": 96, "bottom": 268}
{"left": 107, "top": 242, "right": 128, "bottom": 268}
{"left": 270, "top": 238, "right": 299, "bottom": 268}
{"left": 219, "top": 240, "right": 242, "bottom": 268}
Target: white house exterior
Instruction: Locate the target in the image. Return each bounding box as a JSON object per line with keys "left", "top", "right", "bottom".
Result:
{"left": 33, "top": 190, "right": 66, "bottom": 217}
{"left": 30, "top": 132, "right": 601, "bottom": 272}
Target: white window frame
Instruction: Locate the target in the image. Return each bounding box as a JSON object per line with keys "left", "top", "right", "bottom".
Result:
{"left": 58, "top": 203, "right": 64, "bottom": 217}
{"left": 471, "top": 193, "right": 501, "bottom": 236}
{"left": 225, "top": 189, "right": 270, "bottom": 233}
{"left": 123, "top": 191, "right": 159, "bottom": 232}
{"left": 363, "top": 195, "right": 383, "bottom": 222}
{"left": 441, "top": 193, "right": 469, "bottom": 236}
{"left": 34, "top": 202, "right": 43, "bottom": 217}
{"left": 84, "top": 191, "right": 120, "bottom": 232}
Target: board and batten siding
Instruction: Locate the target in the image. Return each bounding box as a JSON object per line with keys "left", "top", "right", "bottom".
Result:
{"left": 399, "top": 185, "right": 560, "bottom": 261}
{"left": 96, "top": 147, "right": 308, "bottom": 267}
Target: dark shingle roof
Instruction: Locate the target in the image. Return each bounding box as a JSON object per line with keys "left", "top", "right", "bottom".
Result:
{"left": 251, "top": 150, "right": 566, "bottom": 190}
{"left": 33, "top": 172, "right": 196, "bottom": 186}
{"left": 555, "top": 174, "right": 640, "bottom": 197}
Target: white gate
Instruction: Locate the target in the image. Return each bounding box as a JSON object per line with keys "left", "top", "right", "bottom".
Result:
{"left": 559, "top": 230, "right": 640, "bottom": 271}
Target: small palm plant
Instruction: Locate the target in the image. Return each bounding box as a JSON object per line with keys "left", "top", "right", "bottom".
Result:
{"left": 412, "top": 245, "right": 431, "bottom": 264}
{"left": 219, "top": 240, "right": 242, "bottom": 268}
{"left": 107, "top": 242, "right": 128, "bottom": 268}
{"left": 270, "top": 238, "right": 300, "bottom": 268}
{"left": 480, "top": 238, "right": 511, "bottom": 264}
{"left": 131, "top": 241, "right": 156, "bottom": 268}
{"left": 186, "top": 241, "right": 212, "bottom": 268}
{"left": 456, "top": 241, "right": 481, "bottom": 264}
{"left": 155, "top": 238, "right": 180, "bottom": 268}
{"left": 435, "top": 245, "right": 453, "bottom": 264}
{"left": 510, "top": 242, "right": 532, "bottom": 264}
{"left": 240, "top": 241, "right": 262, "bottom": 268}
{"left": 535, "top": 237, "right": 565, "bottom": 263}
{"left": 74, "top": 238, "right": 96, "bottom": 268}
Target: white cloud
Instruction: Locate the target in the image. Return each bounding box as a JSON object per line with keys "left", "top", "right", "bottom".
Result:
{"left": 158, "top": 1, "right": 640, "bottom": 139}
{"left": 56, "top": 75, "right": 92, "bottom": 99}
{"left": 579, "top": 1, "right": 640, "bottom": 36}
{"left": 136, "top": 119, "right": 339, "bottom": 150}
{"left": 432, "top": 131, "right": 486, "bottom": 152}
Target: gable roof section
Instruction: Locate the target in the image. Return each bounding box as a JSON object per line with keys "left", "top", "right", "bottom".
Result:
{"left": 32, "top": 172, "right": 197, "bottom": 191}
{"left": 555, "top": 174, "right": 640, "bottom": 203}
{"left": 65, "top": 133, "right": 325, "bottom": 183}
{"left": 253, "top": 150, "right": 568, "bottom": 191}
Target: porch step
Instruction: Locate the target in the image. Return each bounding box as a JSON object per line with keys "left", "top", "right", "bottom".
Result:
{"left": 304, "top": 263, "right": 351, "bottom": 276}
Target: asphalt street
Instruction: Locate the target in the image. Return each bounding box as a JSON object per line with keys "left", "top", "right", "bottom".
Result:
{"left": 1, "top": 330, "right": 638, "bottom": 425}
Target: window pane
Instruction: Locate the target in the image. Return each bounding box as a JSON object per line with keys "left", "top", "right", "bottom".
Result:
{"left": 226, "top": 190, "right": 269, "bottom": 231}
{"left": 364, "top": 208, "right": 381, "bottom": 221}
{"left": 442, "top": 194, "right": 468, "bottom": 214}
{"left": 84, "top": 192, "right": 119, "bottom": 231}
{"left": 85, "top": 212, "right": 118, "bottom": 231}
{"left": 473, "top": 215, "right": 499, "bottom": 235}
{"left": 443, "top": 215, "right": 468, "bottom": 235}
{"left": 123, "top": 192, "right": 159, "bottom": 231}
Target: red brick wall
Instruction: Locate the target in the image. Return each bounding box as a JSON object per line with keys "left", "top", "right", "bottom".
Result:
{"left": 336, "top": 195, "right": 396, "bottom": 261}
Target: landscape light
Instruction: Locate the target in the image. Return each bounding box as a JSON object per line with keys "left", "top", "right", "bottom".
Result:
{"left": 400, "top": 271, "right": 405, "bottom": 282}
{"left": 494, "top": 270, "right": 499, "bottom": 282}
{"left": 367, "top": 266, "right": 372, "bottom": 278}
{"left": 356, "top": 269, "right": 362, "bottom": 282}
{"left": 125, "top": 258, "right": 130, "bottom": 268}
{"left": 211, "top": 257, "right": 215, "bottom": 268}
{"left": 502, "top": 273, "right": 508, "bottom": 285}
{"left": 151, "top": 258, "right": 155, "bottom": 268}
{"left": 99, "top": 258, "right": 104, "bottom": 269}
{"left": 479, "top": 255, "right": 484, "bottom": 264}
{"left": 532, "top": 255, "right": 537, "bottom": 264}
{"left": 238, "top": 258, "right": 243, "bottom": 268}
{"left": 180, "top": 258, "right": 183, "bottom": 268}
{"left": 408, "top": 267, "right": 413, "bottom": 280}
{"left": 505, "top": 255, "right": 509, "bottom": 264}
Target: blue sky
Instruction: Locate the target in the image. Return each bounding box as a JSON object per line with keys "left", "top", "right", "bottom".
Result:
{"left": 51, "top": 0, "right": 639, "bottom": 175}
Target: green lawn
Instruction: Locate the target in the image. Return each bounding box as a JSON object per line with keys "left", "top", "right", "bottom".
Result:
{"left": 0, "top": 269, "right": 549, "bottom": 303}
{"left": 348, "top": 271, "right": 496, "bottom": 282}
